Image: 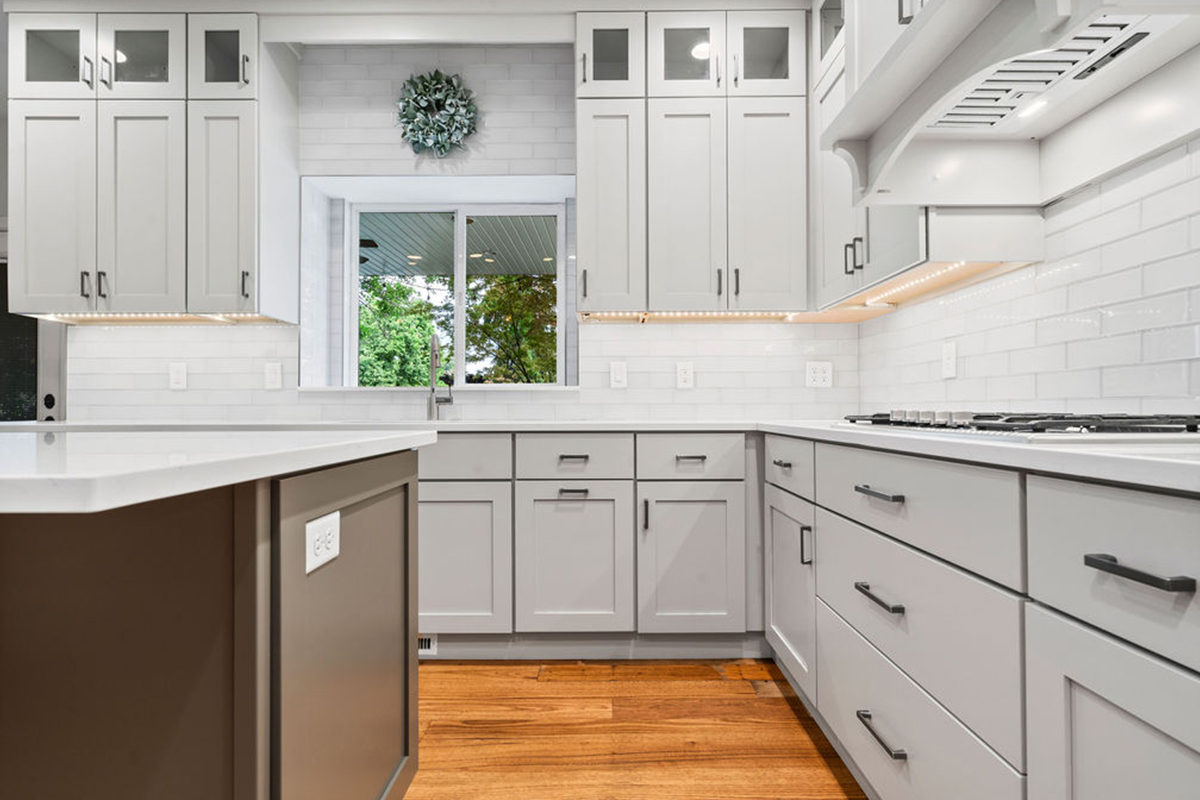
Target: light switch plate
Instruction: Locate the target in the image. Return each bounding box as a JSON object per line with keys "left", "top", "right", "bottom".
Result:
{"left": 168, "top": 362, "right": 187, "bottom": 390}
{"left": 942, "top": 342, "right": 958, "bottom": 379}
{"left": 264, "top": 362, "right": 283, "bottom": 390}
{"left": 805, "top": 362, "right": 834, "bottom": 388}
{"left": 677, "top": 362, "right": 695, "bottom": 389}
{"left": 609, "top": 361, "right": 628, "bottom": 389}
{"left": 305, "top": 510, "right": 341, "bottom": 575}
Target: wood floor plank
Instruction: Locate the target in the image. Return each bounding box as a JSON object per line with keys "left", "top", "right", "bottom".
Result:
{"left": 405, "top": 659, "right": 865, "bottom": 800}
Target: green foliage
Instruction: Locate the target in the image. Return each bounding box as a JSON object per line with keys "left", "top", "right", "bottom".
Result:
{"left": 357, "top": 276, "right": 451, "bottom": 388}
{"left": 396, "top": 70, "right": 478, "bottom": 158}
{"left": 464, "top": 275, "right": 557, "bottom": 384}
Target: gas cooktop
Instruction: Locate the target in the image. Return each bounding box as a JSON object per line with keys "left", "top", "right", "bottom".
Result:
{"left": 839, "top": 413, "right": 1200, "bottom": 443}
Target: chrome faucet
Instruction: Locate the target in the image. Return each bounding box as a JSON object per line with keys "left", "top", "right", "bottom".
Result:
{"left": 428, "top": 333, "right": 454, "bottom": 420}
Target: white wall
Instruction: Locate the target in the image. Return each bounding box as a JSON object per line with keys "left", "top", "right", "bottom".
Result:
{"left": 299, "top": 44, "right": 575, "bottom": 176}
{"left": 859, "top": 137, "right": 1200, "bottom": 414}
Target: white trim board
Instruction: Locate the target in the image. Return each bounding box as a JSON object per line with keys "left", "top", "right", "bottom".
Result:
{"left": 305, "top": 175, "right": 576, "bottom": 206}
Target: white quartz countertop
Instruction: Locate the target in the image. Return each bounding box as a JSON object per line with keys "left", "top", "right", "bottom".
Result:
{"left": 0, "top": 429, "right": 437, "bottom": 514}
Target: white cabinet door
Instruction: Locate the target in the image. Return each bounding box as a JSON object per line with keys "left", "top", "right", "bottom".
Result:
{"left": 860, "top": 206, "right": 926, "bottom": 291}
{"left": 418, "top": 482, "right": 513, "bottom": 635}
{"left": 727, "top": 11, "right": 806, "bottom": 97}
{"left": 638, "top": 481, "right": 746, "bottom": 633}
{"left": 8, "top": 100, "right": 97, "bottom": 314}
{"left": 97, "top": 101, "right": 186, "bottom": 313}
{"left": 648, "top": 98, "right": 727, "bottom": 311}
{"left": 814, "top": 56, "right": 862, "bottom": 309}
{"left": 647, "top": 12, "right": 727, "bottom": 98}
{"left": 96, "top": 14, "right": 186, "bottom": 100}
{"left": 764, "top": 485, "right": 816, "bottom": 700}
{"left": 1027, "top": 605, "right": 1200, "bottom": 800}
{"left": 576, "top": 99, "right": 646, "bottom": 312}
{"left": 813, "top": 0, "right": 846, "bottom": 87}
{"left": 515, "top": 481, "right": 635, "bottom": 632}
{"left": 188, "top": 14, "right": 258, "bottom": 100}
{"left": 728, "top": 96, "right": 807, "bottom": 311}
{"left": 9, "top": 14, "right": 97, "bottom": 99}
{"left": 187, "top": 101, "right": 258, "bottom": 314}
{"left": 576, "top": 12, "right": 645, "bottom": 99}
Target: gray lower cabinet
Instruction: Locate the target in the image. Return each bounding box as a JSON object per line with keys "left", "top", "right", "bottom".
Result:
{"left": 1027, "top": 605, "right": 1200, "bottom": 800}
{"left": 515, "top": 480, "right": 635, "bottom": 632}
{"left": 764, "top": 483, "right": 816, "bottom": 700}
{"left": 637, "top": 481, "right": 746, "bottom": 633}
{"left": 417, "top": 481, "right": 513, "bottom": 634}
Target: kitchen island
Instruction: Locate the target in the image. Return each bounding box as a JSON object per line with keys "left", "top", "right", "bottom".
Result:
{"left": 0, "top": 427, "right": 435, "bottom": 800}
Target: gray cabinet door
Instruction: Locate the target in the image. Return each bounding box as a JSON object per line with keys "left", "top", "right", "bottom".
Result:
{"left": 418, "top": 482, "right": 512, "bottom": 635}
{"left": 638, "top": 481, "right": 746, "bottom": 633}
{"left": 764, "top": 484, "right": 816, "bottom": 699}
{"left": 860, "top": 206, "right": 926, "bottom": 289}
{"left": 1027, "top": 605, "right": 1200, "bottom": 800}
{"left": 515, "top": 481, "right": 635, "bottom": 632}
{"left": 813, "top": 55, "right": 861, "bottom": 309}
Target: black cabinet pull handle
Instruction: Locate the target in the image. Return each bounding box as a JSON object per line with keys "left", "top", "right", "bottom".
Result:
{"left": 855, "top": 484, "right": 905, "bottom": 503}
{"left": 80, "top": 271, "right": 91, "bottom": 298}
{"left": 97, "top": 271, "right": 108, "bottom": 299}
{"left": 1084, "top": 554, "right": 1196, "bottom": 593}
{"left": 675, "top": 455, "right": 708, "bottom": 462}
{"left": 582, "top": 268, "right": 588, "bottom": 298}
{"left": 581, "top": 52, "right": 588, "bottom": 83}
{"left": 558, "top": 454, "right": 590, "bottom": 462}
{"left": 643, "top": 498, "right": 650, "bottom": 531}
{"left": 800, "top": 524, "right": 813, "bottom": 565}
{"left": 855, "top": 582, "right": 905, "bottom": 614}
{"left": 717, "top": 268, "right": 723, "bottom": 296}
{"left": 852, "top": 236, "right": 864, "bottom": 270}
{"left": 857, "top": 710, "right": 907, "bottom": 760}
{"left": 241, "top": 270, "right": 251, "bottom": 298}
{"left": 558, "top": 488, "right": 589, "bottom": 499}
{"left": 242, "top": 54, "right": 251, "bottom": 85}
{"left": 844, "top": 243, "right": 855, "bottom": 275}
{"left": 734, "top": 268, "right": 740, "bottom": 296}
{"left": 772, "top": 459, "right": 792, "bottom": 469}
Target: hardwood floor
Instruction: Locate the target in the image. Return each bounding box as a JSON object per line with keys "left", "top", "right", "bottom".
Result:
{"left": 406, "top": 659, "right": 866, "bottom": 800}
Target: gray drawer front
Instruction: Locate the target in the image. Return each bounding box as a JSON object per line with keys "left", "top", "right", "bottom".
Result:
{"left": 419, "top": 433, "right": 512, "bottom": 480}
{"left": 1028, "top": 475, "right": 1200, "bottom": 673}
{"left": 636, "top": 433, "right": 745, "bottom": 480}
{"left": 815, "top": 443, "right": 1024, "bottom": 590}
{"left": 817, "top": 509, "right": 1025, "bottom": 770}
{"left": 764, "top": 435, "right": 814, "bottom": 499}
{"left": 515, "top": 433, "right": 635, "bottom": 479}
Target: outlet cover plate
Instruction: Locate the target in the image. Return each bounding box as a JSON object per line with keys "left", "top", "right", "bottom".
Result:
{"left": 609, "top": 362, "right": 628, "bottom": 389}
{"left": 264, "top": 362, "right": 283, "bottom": 390}
{"left": 805, "top": 361, "right": 833, "bottom": 389}
{"left": 941, "top": 342, "right": 958, "bottom": 379}
{"left": 305, "top": 510, "right": 341, "bottom": 575}
{"left": 677, "top": 362, "right": 695, "bottom": 389}
{"left": 168, "top": 362, "right": 187, "bottom": 390}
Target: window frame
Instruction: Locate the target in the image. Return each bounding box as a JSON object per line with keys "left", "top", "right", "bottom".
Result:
{"left": 346, "top": 202, "right": 568, "bottom": 388}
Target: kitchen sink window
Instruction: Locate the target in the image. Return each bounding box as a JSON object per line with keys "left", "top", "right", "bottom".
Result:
{"left": 349, "top": 204, "right": 570, "bottom": 388}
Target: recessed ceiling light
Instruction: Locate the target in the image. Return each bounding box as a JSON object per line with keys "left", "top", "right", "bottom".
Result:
{"left": 484, "top": 258, "right": 495, "bottom": 263}
{"left": 469, "top": 253, "right": 483, "bottom": 258}
{"left": 407, "top": 254, "right": 422, "bottom": 260}
{"left": 542, "top": 257, "right": 553, "bottom": 262}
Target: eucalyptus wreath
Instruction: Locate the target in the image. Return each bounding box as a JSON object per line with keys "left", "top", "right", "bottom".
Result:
{"left": 395, "top": 70, "right": 478, "bottom": 158}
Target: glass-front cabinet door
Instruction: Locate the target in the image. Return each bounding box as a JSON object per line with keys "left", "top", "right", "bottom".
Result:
{"left": 97, "top": 14, "right": 186, "bottom": 99}
{"left": 9, "top": 14, "right": 98, "bottom": 99}
{"left": 576, "top": 12, "right": 645, "bottom": 99}
{"left": 727, "top": 11, "right": 806, "bottom": 96}
{"left": 647, "top": 12, "right": 727, "bottom": 97}
{"left": 813, "top": 0, "right": 846, "bottom": 86}
{"left": 187, "top": 13, "right": 258, "bottom": 100}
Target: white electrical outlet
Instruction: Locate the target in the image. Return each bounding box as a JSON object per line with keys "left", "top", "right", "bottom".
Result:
{"left": 676, "top": 362, "right": 695, "bottom": 389}
{"left": 305, "top": 510, "right": 341, "bottom": 575}
{"left": 609, "top": 361, "right": 628, "bottom": 389}
{"left": 942, "top": 342, "right": 958, "bottom": 379}
{"left": 805, "top": 361, "right": 834, "bottom": 388}
{"left": 264, "top": 362, "right": 283, "bottom": 390}
{"left": 168, "top": 362, "right": 187, "bottom": 390}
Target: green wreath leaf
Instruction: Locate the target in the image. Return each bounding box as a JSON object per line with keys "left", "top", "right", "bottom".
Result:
{"left": 395, "top": 70, "right": 478, "bottom": 158}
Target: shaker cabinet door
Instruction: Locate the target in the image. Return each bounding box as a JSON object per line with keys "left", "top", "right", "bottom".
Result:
{"left": 188, "top": 14, "right": 258, "bottom": 99}
{"left": 576, "top": 12, "right": 645, "bottom": 99}
{"left": 727, "top": 10, "right": 806, "bottom": 97}
{"left": 647, "top": 11, "right": 727, "bottom": 97}
{"left": 764, "top": 485, "right": 816, "bottom": 699}
{"left": 8, "top": 100, "right": 97, "bottom": 314}
{"left": 576, "top": 99, "right": 647, "bottom": 312}
{"left": 97, "top": 13, "right": 186, "bottom": 99}
{"left": 97, "top": 101, "right": 187, "bottom": 312}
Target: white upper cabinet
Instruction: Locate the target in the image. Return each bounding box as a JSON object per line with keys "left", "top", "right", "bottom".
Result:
{"left": 7, "top": 101, "right": 97, "bottom": 314}
{"left": 727, "top": 11, "right": 806, "bottom": 97}
{"left": 814, "top": 53, "right": 862, "bottom": 308}
{"left": 188, "top": 14, "right": 258, "bottom": 100}
{"left": 647, "top": 12, "right": 727, "bottom": 98}
{"left": 576, "top": 99, "right": 647, "bottom": 312}
{"left": 813, "top": 0, "right": 846, "bottom": 87}
{"left": 648, "top": 98, "right": 727, "bottom": 311}
{"left": 187, "top": 101, "right": 258, "bottom": 314}
{"left": 97, "top": 101, "right": 187, "bottom": 313}
{"left": 728, "top": 96, "right": 807, "bottom": 311}
{"left": 575, "top": 12, "right": 645, "bottom": 99}
{"left": 97, "top": 14, "right": 186, "bottom": 100}
{"left": 9, "top": 14, "right": 98, "bottom": 99}
{"left": 860, "top": 205, "right": 926, "bottom": 288}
